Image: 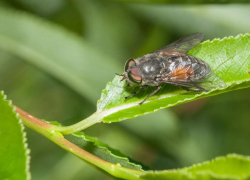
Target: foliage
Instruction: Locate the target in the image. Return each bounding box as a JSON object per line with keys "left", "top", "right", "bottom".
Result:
{"left": 140, "top": 154, "right": 250, "bottom": 180}
{"left": 1, "top": 1, "right": 250, "bottom": 180}
{"left": 0, "top": 91, "right": 29, "bottom": 180}
{"left": 97, "top": 34, "right": 250, "bottom": 122}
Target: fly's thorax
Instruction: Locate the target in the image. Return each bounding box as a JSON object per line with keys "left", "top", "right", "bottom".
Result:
{"left": 134, "top": 54, "right": 165, "bottom": 85}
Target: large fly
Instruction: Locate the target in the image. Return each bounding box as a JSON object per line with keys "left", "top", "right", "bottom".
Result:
{"left": 117, "top": 33, "right": 225, "bottom": 105}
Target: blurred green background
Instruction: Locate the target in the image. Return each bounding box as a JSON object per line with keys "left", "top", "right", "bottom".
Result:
{"left": 1, "top": 0, "right": 250, "bottom": 179}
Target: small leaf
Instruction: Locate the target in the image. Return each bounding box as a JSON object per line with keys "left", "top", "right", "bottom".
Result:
{"left": 140, "top": 154, "right": 250, "bottom": 180}
{"left": 0, "top": 91, "right": 30, "bottom": 180}
{"left": 65, "top": 132, "right": 144, "bottom": 171}
{"left": 97, "top": 34, "right": 250, "bottom": 122}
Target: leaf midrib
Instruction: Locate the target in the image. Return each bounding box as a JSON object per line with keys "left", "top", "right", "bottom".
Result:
{"left": 98, "top": 84, "right": 227, "bottom": 119}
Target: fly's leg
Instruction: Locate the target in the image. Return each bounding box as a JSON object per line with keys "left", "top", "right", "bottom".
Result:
{"left": 115, "top": 73, "right": 126, "bottom": 82}
{"left": 115, "top": 73, "right": 124, "bottom": 76}
{"left": 139, "top": 86, "right": 162, "bottom": 106}
{"left": 125, "top": 85, "right": 147, "bottom": 100}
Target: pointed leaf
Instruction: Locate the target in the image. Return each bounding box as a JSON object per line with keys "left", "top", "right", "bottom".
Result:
{"left": 97, "top": 34, "right": 250, "bottom": 122}
{"left": 140, "top": 154, "right": 250, "bottom": 180}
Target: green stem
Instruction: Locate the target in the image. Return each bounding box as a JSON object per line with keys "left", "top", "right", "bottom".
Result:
{"left": 15, "top": 107, "right": 144, "bottom": 179}
{"left": 51, "top": 112, "right": 103, "bottom": 134}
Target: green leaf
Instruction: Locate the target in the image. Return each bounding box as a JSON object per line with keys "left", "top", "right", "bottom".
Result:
{"left": 97, "top": 34, "right": 250, "bottom": 122}
{"left": 0, "top": 91, "right": 30, "bottom": 180}
{"left": 65, "top": 132, "right": 144, "bottom": 171}
{"left": 18, "top": 110, "right": 144, "bottom": 179}
{"left": 0, "top": 7, "right": 119, "bottom": 103}
{"left": 139, "top": 154, "right": 250, "bottom": 180}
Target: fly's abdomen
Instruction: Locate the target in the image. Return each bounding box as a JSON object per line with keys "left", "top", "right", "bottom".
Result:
{"left": 162, "top": 55, "right": 211, "bottom": 82}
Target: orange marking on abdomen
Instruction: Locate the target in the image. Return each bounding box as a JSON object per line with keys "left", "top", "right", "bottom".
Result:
{"left": 169, "top": 66, "right": 194, "bottom": 80}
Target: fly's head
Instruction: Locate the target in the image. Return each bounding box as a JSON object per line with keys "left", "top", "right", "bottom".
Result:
{"left": 119, "top": 59, "right": 142, "bottom": 87}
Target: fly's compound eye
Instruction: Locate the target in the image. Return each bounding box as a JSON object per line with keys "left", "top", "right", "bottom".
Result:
{"left": 128, "top": 67, "right": 142, "bottom": 83}
{"left": 125, "top": 59, "right": 142, "bottom": 84}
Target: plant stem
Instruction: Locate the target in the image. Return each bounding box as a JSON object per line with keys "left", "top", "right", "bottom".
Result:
{"left": 51, "top": 112, "right": 103, "bottom": 134}
{"left": 15, "top": 106, "right": 144, "bottom": 179}
{"left": 15, "top": 106, "right": 54, "bottom": 134}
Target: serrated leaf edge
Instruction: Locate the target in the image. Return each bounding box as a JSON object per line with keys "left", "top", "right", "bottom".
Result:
{"left": 72, "top": 132, "right": 144, "bottom": 171}
{"left": 0, "top": 91, "right": 31, "bottom": 180}
{"left": 140, "top": 154, "right": 250, "bottom": 179}
{"left": 99, "top": 78, "right": 249, "bottom": 123}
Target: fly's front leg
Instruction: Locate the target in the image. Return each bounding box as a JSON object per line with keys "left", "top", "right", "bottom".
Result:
{"left": 125, "top": 85, "right": 147, "bottom": 100}
{"left": 139, "top": 86, "right": 161, "bottom": 106}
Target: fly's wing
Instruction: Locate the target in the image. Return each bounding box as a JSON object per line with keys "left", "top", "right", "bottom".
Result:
{"left": 160, "top": 60, "right": 226, "bottom": 91}
{"left": 154, "top": 33, "right": 205, "bottom": 54}
{"left": 196, "top": 71, "right": 226, "bottom": 90}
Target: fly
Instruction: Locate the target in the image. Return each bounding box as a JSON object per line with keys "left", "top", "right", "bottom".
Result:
{"left": 117, "top": 33, "right": 225, "bottom": 105}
